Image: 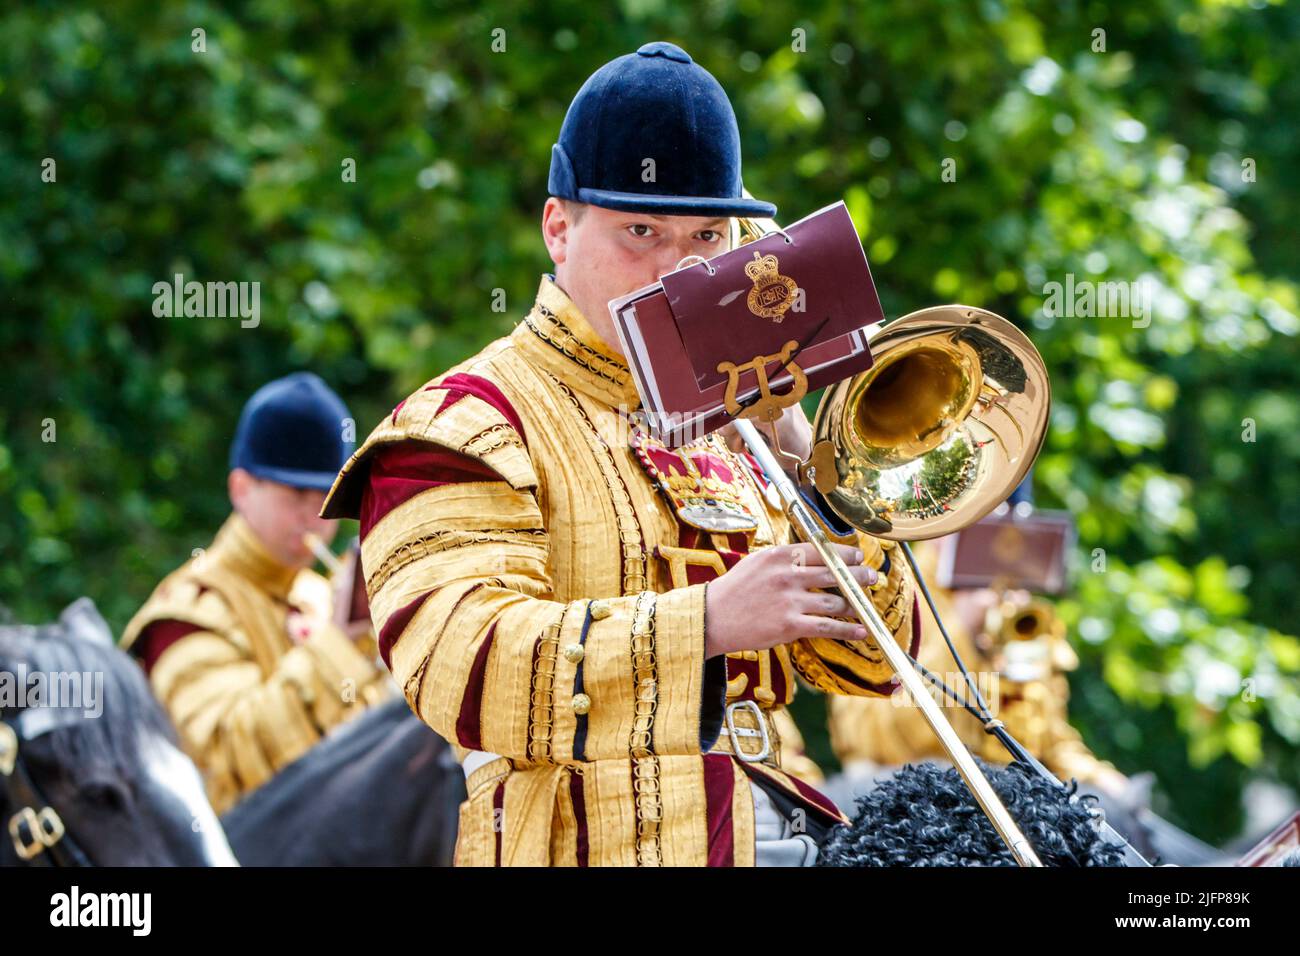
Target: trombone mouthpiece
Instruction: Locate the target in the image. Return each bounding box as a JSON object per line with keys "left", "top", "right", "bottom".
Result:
{"left": 303, "top": 533, "right": 341, "bottom": 574}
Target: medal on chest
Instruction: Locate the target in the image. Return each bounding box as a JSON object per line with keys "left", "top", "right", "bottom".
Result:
{"left": 629, "top": 428, "right": 759, "bottom": 534}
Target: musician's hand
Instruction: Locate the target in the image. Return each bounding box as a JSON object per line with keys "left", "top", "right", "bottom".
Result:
{"left": 951, "top": 587, "right": 1001, "bottom": 645}
{"left": 330, "top": 549, "right": 374, "bottom": 643}
{"left": 769, "top": 401, "right": 815, "bottom": 463}
{"left": 704, "top": 542, "right": 878, "bottom": 658}
{"left": 718, "top": 402, "right": 814, "bottom": 465}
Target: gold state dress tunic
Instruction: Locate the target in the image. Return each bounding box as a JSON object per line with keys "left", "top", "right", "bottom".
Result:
{"left": 123, "top": 512, "right": 391, "bottom": 814}
{"left": 323, "top": 275, "right": 921, "bottom": 866}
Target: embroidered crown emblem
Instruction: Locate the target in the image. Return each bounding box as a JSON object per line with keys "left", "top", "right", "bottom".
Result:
{"left": 630, "top": 430, "right": 760, "bottom": 534}
{"left": 744, "top": 251, "right": 798, "bottom": 323}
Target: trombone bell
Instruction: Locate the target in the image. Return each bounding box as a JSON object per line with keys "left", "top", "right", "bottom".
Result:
{"left": 809, "top": 305, "right": 1050, "bottom": 541}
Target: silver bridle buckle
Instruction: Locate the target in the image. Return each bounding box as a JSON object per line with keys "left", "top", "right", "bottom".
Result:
{"left": 724, "top": 700, "right": 772, "bottom": 763}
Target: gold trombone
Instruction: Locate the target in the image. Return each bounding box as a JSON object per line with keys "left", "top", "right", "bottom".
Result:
{"left": 730, "top": 214, "right": 1051, "bottom": 866}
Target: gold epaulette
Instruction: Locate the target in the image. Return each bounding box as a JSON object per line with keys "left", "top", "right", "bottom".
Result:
{"left": 120, "top": 564, "right": 238, "bottom": 653}
{"left": 322, "top": 362, "right": 538, "bottom": 522}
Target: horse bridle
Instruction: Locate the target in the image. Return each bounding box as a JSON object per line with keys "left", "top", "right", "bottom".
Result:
{"left": 0, "top": 709, "right": 94, "bottom": 866}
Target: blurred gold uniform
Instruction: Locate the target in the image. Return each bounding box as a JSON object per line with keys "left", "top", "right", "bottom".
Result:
{"left": 321, "top": 276, "right": 920, "bottom": 866}
{"left": 122, "top": 513, "right": 391, "bottom": 814}
{"left": 828, "top": 543, "right": 1125, "bottom": 793}
{"left": 772, "top": 706, "right": 825, "bottom": 785}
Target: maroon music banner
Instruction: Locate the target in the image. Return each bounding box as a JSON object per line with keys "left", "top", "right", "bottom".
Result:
{"left": 609, "top": 201, "right": 883, "bottom": 446}
{"left": 935, "top": 509, "right": 1076, "bottom": 595}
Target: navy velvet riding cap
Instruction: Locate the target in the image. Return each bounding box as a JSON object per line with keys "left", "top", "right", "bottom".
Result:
{"left": 548, "top": 41, "right": 777, "bottom": 218}
{"left": 229, "top": 372, "right": 354, "bottom": 491}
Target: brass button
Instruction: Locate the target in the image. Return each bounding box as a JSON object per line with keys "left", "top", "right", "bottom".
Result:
{"left": 589, "top": 600, "right": 611, "bottom": 620}
{"left": 563, "top": 643, "right": 585, "bottom": 664}
{"left": 571, "top": 693, "right": 592, "bottom": 715}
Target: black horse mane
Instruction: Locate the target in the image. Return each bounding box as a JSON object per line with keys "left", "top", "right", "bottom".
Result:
{"left": 818, "top": 760, "right": 1128, "bottom": 867}
{"left": 0, "top": 611, "right": 176, "bottom": 791}
{"left": 221, "top": 695, "right": 465, "bottom": 866}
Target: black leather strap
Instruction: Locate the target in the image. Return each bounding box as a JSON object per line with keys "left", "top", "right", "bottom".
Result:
{"left": 1, "top": 714, "right": 95, "bottom": 867}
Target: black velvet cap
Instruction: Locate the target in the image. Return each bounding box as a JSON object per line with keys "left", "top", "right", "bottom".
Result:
{"left": 548, "top": 41, "right": 777, "bottom": 218}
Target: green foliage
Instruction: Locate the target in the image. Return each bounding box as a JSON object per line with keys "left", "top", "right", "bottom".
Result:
{"left": 2, "top": 0, "right": 1296, "bottom": 841}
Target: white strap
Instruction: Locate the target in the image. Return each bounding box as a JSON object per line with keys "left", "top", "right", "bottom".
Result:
{"left": 460, "top": 749, "right": 503, "bottom": 780}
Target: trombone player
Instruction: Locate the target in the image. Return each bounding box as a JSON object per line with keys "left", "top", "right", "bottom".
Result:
{"left": 322, "top": 41, "right": 923, "bottom": 867}
{"left": 123, "top": 372, "right": 392, "bottom": 814}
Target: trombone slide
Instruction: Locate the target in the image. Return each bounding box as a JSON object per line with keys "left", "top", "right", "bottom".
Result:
{"left": 732, "top": 418, "right": 1044, "bottom": 868}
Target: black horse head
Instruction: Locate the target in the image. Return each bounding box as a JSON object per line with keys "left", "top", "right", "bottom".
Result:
{"left": 0, "top": 598, "right": 236, "bottom": 866}
{"left": 818, "top": 759, "right": 1129, "bottom": 867}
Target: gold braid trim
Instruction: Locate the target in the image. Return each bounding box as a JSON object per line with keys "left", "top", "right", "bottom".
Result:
{"left": 460, "top": 423, "right": 526, "bottom": 458}
{"left": 525, "top": 305, "right": 628, "bottom": 389}
{"left": 365, "top": 529, "right": 546, "bottom": 600}
{"left": 526, "top": 609, "right": 565, "bottom": 763}
{"left": 629, "top": 591, "right": 662, "bottom": 866}
{"left": 546, "top": 374, "right": 648, "bottom": 595}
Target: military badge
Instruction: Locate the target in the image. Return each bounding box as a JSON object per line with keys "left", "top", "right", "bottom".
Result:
{"left": 630, "top": 429, "right": 758, "bottom": 533}
{"left": 744, "top": 251, "right": 799, "bottom": 322}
